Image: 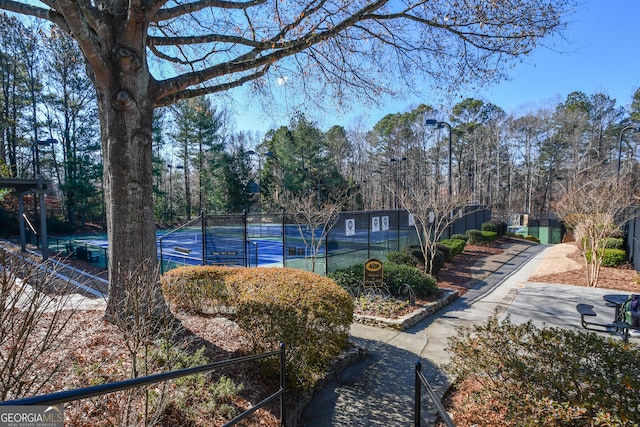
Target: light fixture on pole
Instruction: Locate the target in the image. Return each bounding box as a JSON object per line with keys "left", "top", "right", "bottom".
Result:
{"left": 617, "top": 123, "right": 640, "bottom": 182}
{"left": 425, "top": 119, "right": 452, "bottom": 196}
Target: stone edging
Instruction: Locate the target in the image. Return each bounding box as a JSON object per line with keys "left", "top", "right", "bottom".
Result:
{"left": 352, "top": 289, "right": 459, "bottom": 331}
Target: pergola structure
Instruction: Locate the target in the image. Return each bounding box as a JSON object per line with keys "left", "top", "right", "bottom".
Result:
{"left": 0, "top": 178, "right": 52, "bottom": 260}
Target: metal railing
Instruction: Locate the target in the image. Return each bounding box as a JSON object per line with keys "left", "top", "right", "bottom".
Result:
{"left": 414, "top": 361, "right": 454, "bottom": 427}
{"left": 1, "top": 343, "right": 287, "bottom": 427}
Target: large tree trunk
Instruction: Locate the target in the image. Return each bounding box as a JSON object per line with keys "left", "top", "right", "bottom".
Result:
{"left": 89, "top": 16, "right": 170, "bottom": 327}
{"left": 99, "top": 92, "right": 167, "bottom": 323}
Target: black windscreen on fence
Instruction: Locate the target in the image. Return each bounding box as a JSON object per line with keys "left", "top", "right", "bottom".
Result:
{"left": 160, "top": 206, "right": 491, "bottom": 274}
{"left": 203, "top": 213, "right": 247, "bottom": 266}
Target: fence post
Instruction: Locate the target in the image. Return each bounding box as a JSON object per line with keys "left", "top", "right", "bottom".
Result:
{"left": 397, "top": 209, "right": 401, "bottom": 252}
{"left": 367, "top": 210, "right": 371, "bottom": 259}
{"left": 414, "top": 361, "right": 421, "bottom": 427}
{"left": 280, "top": 342, "right": 286, "bottom": 426}
{"left": 201, "top": 213, "right": 206, "bottom": 266}
{"left": 282, "top": 208, "right": 286, "bottom": 268}
{"left": 243, "top": 210, "right": 248, "bottom": 267}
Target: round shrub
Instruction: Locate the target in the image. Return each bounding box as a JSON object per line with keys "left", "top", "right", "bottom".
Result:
{"left": 465, "top": 229, "right": 484, "bottom": 245}
{"left": 226, "top": 268, "right": 353, "bottom": 392}
{"left": 382, "top": 262, "right": 438, "bottom": 297}
{"left": 481, "top": 222, "right": 498, "bottom": 233}
{"left": 481, "top": 230, "right": 498, "bottom": 243}
{"left": 451, "top": 233, "right": 468, "bottom": 242}
{"left": 160, "top": 265, "right": 240, "bottom": 313}
{"left": 435, "top": 243, "right": 451, "bottom": 264}
{"left": 386, "top": 251, "right": 419, "bottom": 267}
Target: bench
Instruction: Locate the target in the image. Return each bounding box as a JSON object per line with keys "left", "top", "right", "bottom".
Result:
{"left": 576, "top": 304, "right": 597, "bottom": 329}
{"left": 76, "top": 246, "right": 99, "bottom": 263}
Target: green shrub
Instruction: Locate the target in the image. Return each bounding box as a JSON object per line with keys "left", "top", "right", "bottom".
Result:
{"left": 227, "top": 268, "right": 353, "bottom": 392}
{"left": 401, "top": 245, "right": 445, "bottom": 275}
{"left": 381, "top": 262, "right": 438, "bottom": 297}
{"left": 435, "top": 243, "right": 451, "bottom": 264}
{"left": 330, "top": 261, "right": 439, "bottom": 298}
{"left": 327, "top": 264, "right": 364, "bottom": 295}
{"left": 481, "top": 222, "right": 497, "bottom": 233}
{"left": 439, "top": 239, "right": 466, "bottom": 261}
{"left": 450, "top": 233, "right": 468, "bottom": 242}
{"left": 586, "top": 248, "right": 627, "bottom": 267}
{"left": 386, "top": 251, "right": 419, "bottom": 267}
{"left": 160, "top": 266, "right": 240, "bottom": 313}
{"left": 524, "top": 235, "right": 540, "bottom": 243}
{"left": 482, "top": 221, "right": 508, "bottom": 236}
{"left": 601, "top": 237, "right": 624, "bottom": 250}
{"left": 465, "top": 229, "right": 483, "bottom": 245}
{"left": 466, "top": 229, "right": 498, "bottom": 245}
{"left": 481, "top": 230, "right": 498, "bottom": 243}
{"left": 446, "top": 316, "right": 640, "bottom": 426}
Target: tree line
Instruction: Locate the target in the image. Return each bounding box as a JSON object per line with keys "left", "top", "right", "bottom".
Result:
{"left": 1, "top": 14, "right": 639, "bottom": 233}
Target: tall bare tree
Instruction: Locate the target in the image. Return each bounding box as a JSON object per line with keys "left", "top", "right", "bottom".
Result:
{"left": 0, "top": 0, "right": 574, "bottom": 325}
{"left": 396, "top": 185, "right": 475, "bottom": 275}
{"left": 554, "top": 169, "right": 637, "bottom": 287}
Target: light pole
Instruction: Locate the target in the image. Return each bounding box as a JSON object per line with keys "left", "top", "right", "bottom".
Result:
{"left": 32, "top": 138, "right": 58, "bottom": 178}
{"left": 617, "top": 123, "right": 640, "bottom": 182}
{"left": 425, "top": 119, "right": 452, "bottom": 196}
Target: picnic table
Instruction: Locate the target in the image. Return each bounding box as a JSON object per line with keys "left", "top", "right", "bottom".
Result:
{"left": 577, "top": 294, "right": 640, "bottom": 343}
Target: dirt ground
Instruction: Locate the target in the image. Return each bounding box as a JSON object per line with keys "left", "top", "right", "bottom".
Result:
{"left": 529, "top": 241, "right": 640, "bottom": 292}
{"left": 10, "top": 239, "right": 640, "bottom": 426}
{"left": 437, "top": 239, "right": 640, "bottom": 294}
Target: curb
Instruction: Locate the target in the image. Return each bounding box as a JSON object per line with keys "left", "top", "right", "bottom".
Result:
{"left": 352, "top": 289, "right": 459, "bottom": 331}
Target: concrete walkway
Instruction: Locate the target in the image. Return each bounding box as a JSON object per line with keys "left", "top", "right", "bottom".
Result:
{"left": 300, "top": 242, "right": 638, "bottom": 426}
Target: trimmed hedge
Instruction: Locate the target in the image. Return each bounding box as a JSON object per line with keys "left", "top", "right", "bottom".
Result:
{"left": 586, "top": 248, "right": 627, "bottom": 267}
{"left": 160, "top": 265, "right": 240, "bottom": 313}
{"left": 481, "top": 222, "right": 498, "bottom": 233}
{"left": 466, "top": 229, "right": 498, "bottom": 245}
{"left": 482, "top": 221, "right": 508, "bottom": 236}
{"left": 161, "top": 266, "right": 353, "bottom": 392}
{"left": 226, "top": 268, "right": 353, "bottom": 392}
{"left": 450, "top": 233, "right": 468, "bottom": 242}
{"left": 439, "top": 238, "right": 466, "bottom": 261}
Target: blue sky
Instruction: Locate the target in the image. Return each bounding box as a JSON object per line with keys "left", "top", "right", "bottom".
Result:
{"left": 232, "top": 0, "right": 640, "bottom": 135}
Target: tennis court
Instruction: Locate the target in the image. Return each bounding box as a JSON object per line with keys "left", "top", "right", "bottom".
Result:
{"left": 48, "top": 207, "right": 491, "bottom": 274}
